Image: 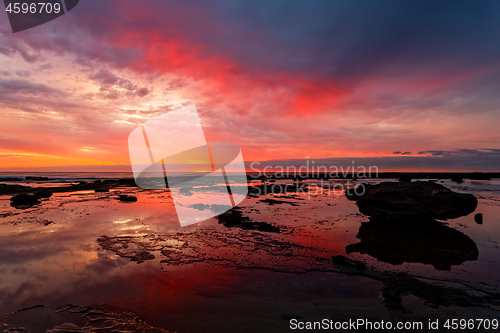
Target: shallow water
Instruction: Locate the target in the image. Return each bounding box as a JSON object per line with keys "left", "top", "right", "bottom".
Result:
{"left": 0, "top": 178, "right": 499, "bottom": 332}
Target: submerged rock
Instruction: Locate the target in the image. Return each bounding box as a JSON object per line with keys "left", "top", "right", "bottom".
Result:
{"left": 346, "top": 181, "right": 477, "bottom": 221}
{"left": 474, "top": 213, "right": 483, "bottom": 224}
{"left": 97, "top": 235, "right": 157, "bottom": 263}
{"left": 10, "top": 194, "right": 41, "bottom": 209}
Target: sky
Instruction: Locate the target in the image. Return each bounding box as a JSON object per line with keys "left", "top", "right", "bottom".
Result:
{"left": 0, "top": 0, "right": 500, "bottom": 172}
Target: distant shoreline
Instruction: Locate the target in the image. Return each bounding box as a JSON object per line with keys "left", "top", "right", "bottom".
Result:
{"left": 0, "top": 171, "right": 499, "bottom": 180}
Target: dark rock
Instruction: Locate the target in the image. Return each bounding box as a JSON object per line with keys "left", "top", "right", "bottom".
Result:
{"left": 451, "top": 177, "right": 463, "bottom": 183}
{"left": 217, "top": 208, "right": 281, "bottom": 233}
{"left": 25, "top": 176, "right": 49, "bottom": 181}
{"left": 398, "top": 176, "right": 412, "bottom": 183}
{"left": 117, "top": 194, "right": 137, "bottom": 202}
{"left": 94, "top": 188, "right": 109, "bottom": 192}
{"left": 10, "top": 194, "right": 41, "bottom": 209}
{"left": 0, "top": 183, "right": 31, "bottom": 194}
{"left": 259, "top": 198, "right": 300, "bottom": 206}
{"left": 0, "top": 177, "right": 23, "bottom": 181}
{"left": 470, "top": 173, "right": 491, "bottom": 180}
{"left": 346, "top": 181, "right": 477, "bottom": 221}
{"left": 34, "top": 190, "right": 53, "bottom": 199}
{"left": 474, "top": 213, "right": 483, "bottom": 224}
{"left": 346, "top": 221, "right": 478, "bottom": 270}
{"left": 130, "top": 251, "right": 155, "bottom": 263}
{"left": 118, "top": 178, "right": 135, "bottom": 185}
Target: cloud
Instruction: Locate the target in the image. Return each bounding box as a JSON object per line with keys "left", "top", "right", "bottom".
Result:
{"left": 88, "top": 69, "right": 150, "bottom": 98}
{"left": 167, "top": 78, "right": 189, "bottom": 91}
{"left": 135, "top": 87, "right": 149, "bottom": 97}
{"left": 247, "top": 149, "right": 500, "bottom": 172}
{"left": 0, "top": 79, "right": 60, "bottom": 95}
{"left": 0, "top": 0, "right": 499, "bottom": 169}
{"left": 419, "top": 149, "right": 500, "bottom": 157}
{"left": 38, "top": 63, "right": 53, "bottom": 70}
{"left": 88, "top": 69, "right": 121, "bottom": 86}
{"left": 15, "top": 70, "right": 30, "bottom": 78}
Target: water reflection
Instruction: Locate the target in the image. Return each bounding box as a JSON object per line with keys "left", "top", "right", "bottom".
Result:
{"left": 346, "top": 221, "right": 479, "bottom": 270}
{"left": 1, "top": 179, "right": 499, "bottom": 332}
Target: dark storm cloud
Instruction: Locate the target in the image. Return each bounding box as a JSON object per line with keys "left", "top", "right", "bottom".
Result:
{"left": 179, "top": 0, "right": 500, "bottom": 117}
{"left": 6, "top": 0, "right": 500, "bottom": 78}
{"left": 68, "top": 0, "right": 500, "bottom": 116}
{"left": 184, "top": 0, "right": 500, "bottom": 77}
